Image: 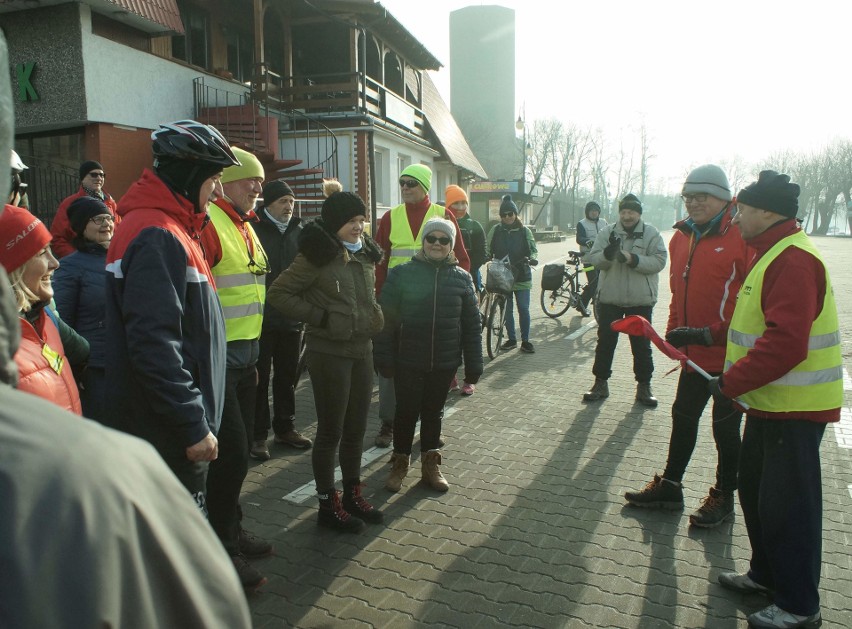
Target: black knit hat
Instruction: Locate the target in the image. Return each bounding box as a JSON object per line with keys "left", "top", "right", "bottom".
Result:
{"left": 500, "top": 194, "right": 519, "bottom": 216}
{"left": 79, "top": 160, "right": 103, "bottom": 181}
{"left": 321, "top": 191, "right": 367, "bottom": 234}
{"left": 737, "top": 170, "right": 800, "bottom": 218}
{"left": 262, "top": 179, "right": 294, "bottom": 206}
{"left": 619, "top": 193, "right": 642, "bottom": 214}
{"left": 67, "top": 196, "right": 109, "bottom": 235}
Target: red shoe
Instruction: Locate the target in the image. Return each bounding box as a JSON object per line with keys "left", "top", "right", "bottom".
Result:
{"left": 460, "top": 382, "right": 475, "bottom": 396}
{"left": 449, "top": 375, "right": 459, "bottom": 392}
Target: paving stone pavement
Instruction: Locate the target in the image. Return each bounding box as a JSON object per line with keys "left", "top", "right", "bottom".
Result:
{"left": 242, "top": 234, "right": 852, "bottom": 628}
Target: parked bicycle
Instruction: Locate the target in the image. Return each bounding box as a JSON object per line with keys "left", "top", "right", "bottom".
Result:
{"left": 480, "top": 263, "right": 509, "bottom": 360}
{"left": 540, "top": 251, "right": 599, "bottom": 321}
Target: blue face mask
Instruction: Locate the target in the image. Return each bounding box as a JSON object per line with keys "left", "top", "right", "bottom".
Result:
{"left": 342, "top": 239, "right": 362, "bottom": 253}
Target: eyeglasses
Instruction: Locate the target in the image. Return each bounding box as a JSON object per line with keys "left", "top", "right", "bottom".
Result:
{"left": 399, "top": 179, "right": 420, "bottom": 189}
{"left": 681, "top": 193, "right": 708, "bottom": 204}
{"left": 425, "top": 235, "right": 452, "bottom": 245}
{"left": 247, "top": 244, "right": 270, "bottom": 276}
{"left": 89, "top": 215, "right": 115, "bottom": 225}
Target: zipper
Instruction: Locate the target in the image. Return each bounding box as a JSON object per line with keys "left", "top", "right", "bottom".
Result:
{"left": 430, "top": 267, "right": 438, "bottom": 370}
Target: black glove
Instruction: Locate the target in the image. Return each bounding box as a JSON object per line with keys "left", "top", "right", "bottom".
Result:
{"left": 707, "top": 375, "right": 726, "bottom": 403}
{"left": 616, "top": 250, "right": 629, "bottom": 264}
{"left": 585, "top": 240, "right": 595, "bottom": 249}
{"left": 528, "top": 258, "right": 538, "bottom": 267}
{"left": 603, "top": 231, "right": 621, "bottom": 261}
{"left": 666, "top": 327, "right": 712, "bottom": 348}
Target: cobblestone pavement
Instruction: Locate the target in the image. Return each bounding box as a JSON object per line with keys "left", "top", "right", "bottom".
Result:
{"left": 243, "top": 233, "right": 852, "bottom": 628}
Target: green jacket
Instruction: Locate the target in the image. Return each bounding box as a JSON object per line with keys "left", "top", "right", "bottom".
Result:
{"left": 485, "top": 221, "right": 538, "bottom": 290}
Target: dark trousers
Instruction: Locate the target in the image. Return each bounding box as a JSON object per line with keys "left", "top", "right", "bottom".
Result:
{"left": 254, "top": 328, "right": 301, "bottom": 440}
{"left": 739, "top": 417, "right": 825, "bottom": 616}
{"left": 592, "top": 303, "right": 654, "bottom": 382}
{"left": 79, "top": 366, "right": 106, "bottom": 423}
{"left": 393, "top": 368, "right": 455, "bottom": 456}
{"left": 164, "top": 456, "right": 209, "bottom": 516}
{"left": 580, "top": 269, "right": 599, "bottom": 306}
{"left": 206, "top": 365, "right": 257, "bottom": 554}
{"left": 307, "top": 350, "right": 373, "bottom": 491}
{"left": 663, "top": 370, "right": 742, "bottom": 491}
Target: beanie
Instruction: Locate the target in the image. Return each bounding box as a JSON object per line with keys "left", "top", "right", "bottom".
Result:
{"left": 737, "top": 170, "right": 800, "bottom": 218}
{"left": 220, "top": 147, "right": 265, "bottom": 184}
{"left": 321, "top": 191, "right": 367, "bottom": 234}
{"left": 400, "top": 164, "right": 432, "bottom": 193}
{"left": 619, "top": 193, "right": 642, "bottom": 214}
{"left": 67, "top": 196, "right": 109, "bottom": 235}
{"left": 682, "top": 164, "right": 732, "bottom": 201}
{"left": 584, "top": 201, "right": 601, "bottom": 218}
{"left": 79, "top": 160, "right": 103, "bottom": 181}
{"left": 444, "top": 185, "right": 468, "bottom": 208}
{"left": 0, "top": 204, "right": 52, "bottom": 273}
{"left": 262, "top": 179, "right": 294, "bottom": 206}
{"left": 421, "top": 217, "right": 456, "bottom": 247}
{"left": 500, "top": 194, "right": 519, "bottom": 215}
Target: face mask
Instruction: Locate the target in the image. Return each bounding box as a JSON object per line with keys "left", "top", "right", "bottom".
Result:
{"left": 342, "top": 240, "right": 362, "bottom": 253}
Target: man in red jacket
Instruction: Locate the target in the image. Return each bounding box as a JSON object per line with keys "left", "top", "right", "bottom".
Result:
{"left": 625, "top": 164, "right": 748, "bottom": 528}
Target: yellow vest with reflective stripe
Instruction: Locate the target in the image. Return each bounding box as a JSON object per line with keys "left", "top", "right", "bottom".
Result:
{"left": 387, "top": 204, "right": 446, "bottom": 268}
{"left": 725, "top": 231, "right": 842, "bottom": 412}
{"left": 208, "top": 203, "right": 266, "bottom": 341}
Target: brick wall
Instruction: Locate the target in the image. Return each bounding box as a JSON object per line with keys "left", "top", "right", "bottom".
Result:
{"left": 84, "top": 123, "right": 153, "bottom": 201}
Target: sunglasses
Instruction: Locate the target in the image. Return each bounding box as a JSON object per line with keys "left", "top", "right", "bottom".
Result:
{"left": 87, "top": 172, "right": 106, "bottom": 179}
{"left": 399, "top": 179, "right": 420, "bottom": 189}
{"left": 425, "top": 235, "right": 452, "bottom": 245}
{"left": 500, "top": 211, "right": 516, "bottom": 217}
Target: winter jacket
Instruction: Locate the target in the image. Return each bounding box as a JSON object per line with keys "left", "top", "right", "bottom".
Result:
{"left": 374, "top": 251, "right": 483, "bottom": 379}
{"left": 52, "top": 243, "right": 108, "bottom": 368}
{"left": 254, "top": 210, "right": 303, "bottom": 333}
{"left": 266, "top": 219, "right": 384, "bottom": 359}
{"left": 455, "top": 213, "right": 487, "bottom": 271}
{"left": 576, "top": 217, "right": 607, "bottom": 254}
{"left": 486, "top": 220, "right": 538, "bottom": 289}
{"left": 50, "top": 187, "right": 119, "bottom": 259}
{"left": 586, "top": 219, "right": 667, "bottom": 307}
{"left": 667, "top": 206, "right": 748, "bottom": 373}
{"left": 103, "top": 169, "right": 227, "bottom": 458}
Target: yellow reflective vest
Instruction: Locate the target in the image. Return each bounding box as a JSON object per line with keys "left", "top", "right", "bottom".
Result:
{"left": 208, "top": 203, "right": 266, "bottom": 342}
{"left": 387, "top": 203, "right": 446, "bottom": 269}
{"left": 725, "top": 231, "right": 842, "bottom": 412}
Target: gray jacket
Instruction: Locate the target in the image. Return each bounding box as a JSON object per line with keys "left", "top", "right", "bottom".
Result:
{"left": 586, "top": 219, "right": 667, "bottom": 307}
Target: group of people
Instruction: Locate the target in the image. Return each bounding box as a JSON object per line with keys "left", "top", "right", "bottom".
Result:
{"left": 2, "top": 109, "right": 841, "bottom": 627}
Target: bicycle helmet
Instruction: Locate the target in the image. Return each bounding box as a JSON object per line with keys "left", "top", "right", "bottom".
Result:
{"left": 151, "top": 120, "right": 240, "bottom": 168}
{"left": 10, "top": 150, "right": 27, "bottom": 172}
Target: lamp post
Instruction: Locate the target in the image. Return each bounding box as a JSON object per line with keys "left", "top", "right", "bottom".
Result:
{"left": 515, "top": 112, "right": 526, "bottom": 185}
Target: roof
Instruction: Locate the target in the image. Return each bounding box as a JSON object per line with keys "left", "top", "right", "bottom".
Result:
{"left": 107, "top": 0, "right": 183, "bottom": 34}
{"left": 0, "top": 0, "right": 184, "bottom": 34}
{"left": 420, "top": 72, "right": 487, "bottom": 179}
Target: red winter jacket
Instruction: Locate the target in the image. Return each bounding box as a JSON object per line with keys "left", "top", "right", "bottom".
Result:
{"left": 667, "top": 206, "right": 748, "bottom": 373}
{"left": 16, "top": 308, "right": 82, "bottom": 415}
{"left": 50, "top": 188, "right": 119, "bottom": 258}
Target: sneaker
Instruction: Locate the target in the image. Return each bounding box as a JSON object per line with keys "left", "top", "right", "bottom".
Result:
{"left": 231, "top": 553, "right": 267, "bottom": 590}
{"left": 238, "top": 529, "right": 273, "bottom": 559}
{"left": 624, "top": 474, "right": 684, "bottom": 509}
{"left": 500, "top": 339, "right": 518, "bottom": 350}
{"left": 317, "top": 490, "right": 366, "bottom": 533}
{"left": 520, "top": 341, "right": 535, "bottom": 353}
{"left": 274, "top": 429, "right": 313, "bottom": 449}
{"left": 342, "top": 482, "right": 384, "bottom": 524}
{"left": 718, "top": 571, "right": 772, "bottom": 595}
{"left": 249, "top": 439, "right": 270, "bottom": 461}
{"left": 690, "top": 487, "right": 734, "bottom": 528}
{"left": 747, "top": 604, "right": 821, "bottom": 628}
{"left": 374, "top": 424, "right": 393, "bottom": 448}
{"left": 460, "top": 382, "right": 475, "bottom": 396}
{"left": 449, "top": 375, "right": 459, "bottom": 391}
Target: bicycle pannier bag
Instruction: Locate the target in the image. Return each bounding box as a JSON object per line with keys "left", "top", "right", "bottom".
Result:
{"left": 541, "top": 264, "right": 565, "bottom": 290}
{"left": 486, "top": 259, "right": 515, "bottom": 294}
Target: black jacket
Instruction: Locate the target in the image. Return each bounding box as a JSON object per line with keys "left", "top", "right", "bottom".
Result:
{"left": 374, "top": 252, "right": 483, "bottom": 379}
{"left": 254, "top": 210, "right": 303, "bottom": 333}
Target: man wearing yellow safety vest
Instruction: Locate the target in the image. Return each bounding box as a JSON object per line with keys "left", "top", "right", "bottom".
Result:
{"left": 372, "top": 164, "right": 470, "bottom": 447}
{"left": 699, "top": 171, "right": 840, "bottom": 629}
{"left": 200, "top": 147, "right": 274, "bottom": 592}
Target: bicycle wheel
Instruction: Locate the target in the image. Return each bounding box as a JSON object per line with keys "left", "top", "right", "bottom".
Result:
{"left": 478, "top": 290, "right": 490, "bottom": 330}
{"left": 540, "top": 284, "right": 572, "bottom": 318}
{"left": 486, "top": 295, "right": 506, "bottom": 359}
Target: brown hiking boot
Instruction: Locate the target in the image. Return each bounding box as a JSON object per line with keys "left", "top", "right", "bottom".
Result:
{"left": 384, "top": 452, "right": 410, "bottom": 492}
{"left": 636, "top": 382, "right": 658, "bottom": 407}
{"left": 689, "top": 487, "right": 735, "bottom": 528}
{"left": 274, "top": 429, "right": 313, "bottom": 449}
{"left": 230, "top": 553, "right": 267, "bottom": 591}
{"left": 421, "top": 449, "right": 449, "bottom": 492}
{"left": 624, "top": 474, "right": 684, "bottom": 509}
{"left": 582, "top": 378, "right": 609, "bottom": 402}
{"left": 375, "top": 423, "right": 393, "bottom": 448}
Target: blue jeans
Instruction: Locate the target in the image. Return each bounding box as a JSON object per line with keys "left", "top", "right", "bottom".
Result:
{"left": 504, "top": 289, "right": 531, "bottom": 342}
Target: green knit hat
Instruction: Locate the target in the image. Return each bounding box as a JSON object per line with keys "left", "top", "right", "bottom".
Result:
{"left": 400, "top": 163, "right": 432, "bottom": 194}
{"left": 221, "top": 147, "right": 265, "bottom": 184}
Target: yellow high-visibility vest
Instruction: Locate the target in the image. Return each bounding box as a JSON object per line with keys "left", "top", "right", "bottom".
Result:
{"left": 387, "top": 203, "right": 446, "bottom": 268}
{"left": 725, "top": 231, "right": 842, "bottom": 412}
{"left": 208, "top": 203, "right": 266, "bottom": 341}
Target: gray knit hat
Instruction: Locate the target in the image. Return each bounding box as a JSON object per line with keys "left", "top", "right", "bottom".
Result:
{"left": 421, "top": 217, "right": 456, "bottom": 246}
{"left": 682, "top": 164, "right": 732, "bottom": 201}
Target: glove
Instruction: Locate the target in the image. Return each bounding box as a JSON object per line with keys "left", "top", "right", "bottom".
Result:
{"left": 666, "top": 327, "right": 712, "bottom": 348}
{"left": 464, "top": 373, "right": 481, "bottom": 385}
{"left": 377, "top": 366, "right": 395, "bottom": 379}
{"left": 528, "top": 258, "right": 539, "bottom": 267}
{"left": 616, "top": 250, "right": 629, "bottom": 264}
{"left": 707, "top": 375, "right": 726, "bottom": 403}
{"left": 603, "top": 232, "right": 621, "bottom": 261}
{"left": 585, "top": 240, "right": 595, "bottom": 249}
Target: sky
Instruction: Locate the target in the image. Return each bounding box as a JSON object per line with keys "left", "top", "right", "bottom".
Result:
{"left": 378, "top": 0, "right": 852, "bottom": 193}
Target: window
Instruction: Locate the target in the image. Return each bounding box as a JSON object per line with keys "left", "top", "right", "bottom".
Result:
{"left": 374, "top": 148, "right": 389, "bottom": 207}
{"left": 227, "top": 29, "right": 254, "bottom": 83}
{"left": 172, "top": 5, "right": 209, "bottom": 69}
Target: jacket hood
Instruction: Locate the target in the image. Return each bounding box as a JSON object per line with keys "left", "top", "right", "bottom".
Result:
{"left": 298, "top": 218, "right": 383, "bottom": 267}
{"left": 117, "top": 169, "right": 208, "bottom": 235}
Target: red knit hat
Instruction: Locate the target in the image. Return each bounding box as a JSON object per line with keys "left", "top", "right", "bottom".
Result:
{"left": 0, "top": 204, "right": 52, "bottom": 273}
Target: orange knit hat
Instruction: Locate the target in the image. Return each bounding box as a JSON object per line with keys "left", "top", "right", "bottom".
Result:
{"left": 444, "top": 185, "right": 468, "bottom": 209}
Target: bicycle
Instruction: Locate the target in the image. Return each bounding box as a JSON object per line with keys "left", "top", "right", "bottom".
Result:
{"left": 540, "top": 250, "right": 599, "bottom": 321}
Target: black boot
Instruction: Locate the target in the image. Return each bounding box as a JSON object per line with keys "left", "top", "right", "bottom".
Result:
{"left": 636, "top": 382, "right": 658, "bottom": 407}
{"left": 583, "top": 378, "right": 609, "bottom": 402}
{"left": 342, "top": 479, "right": 384, "bottom": 524}
{"left": 317, "top": 488, "right": 365, "bottom": 533}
